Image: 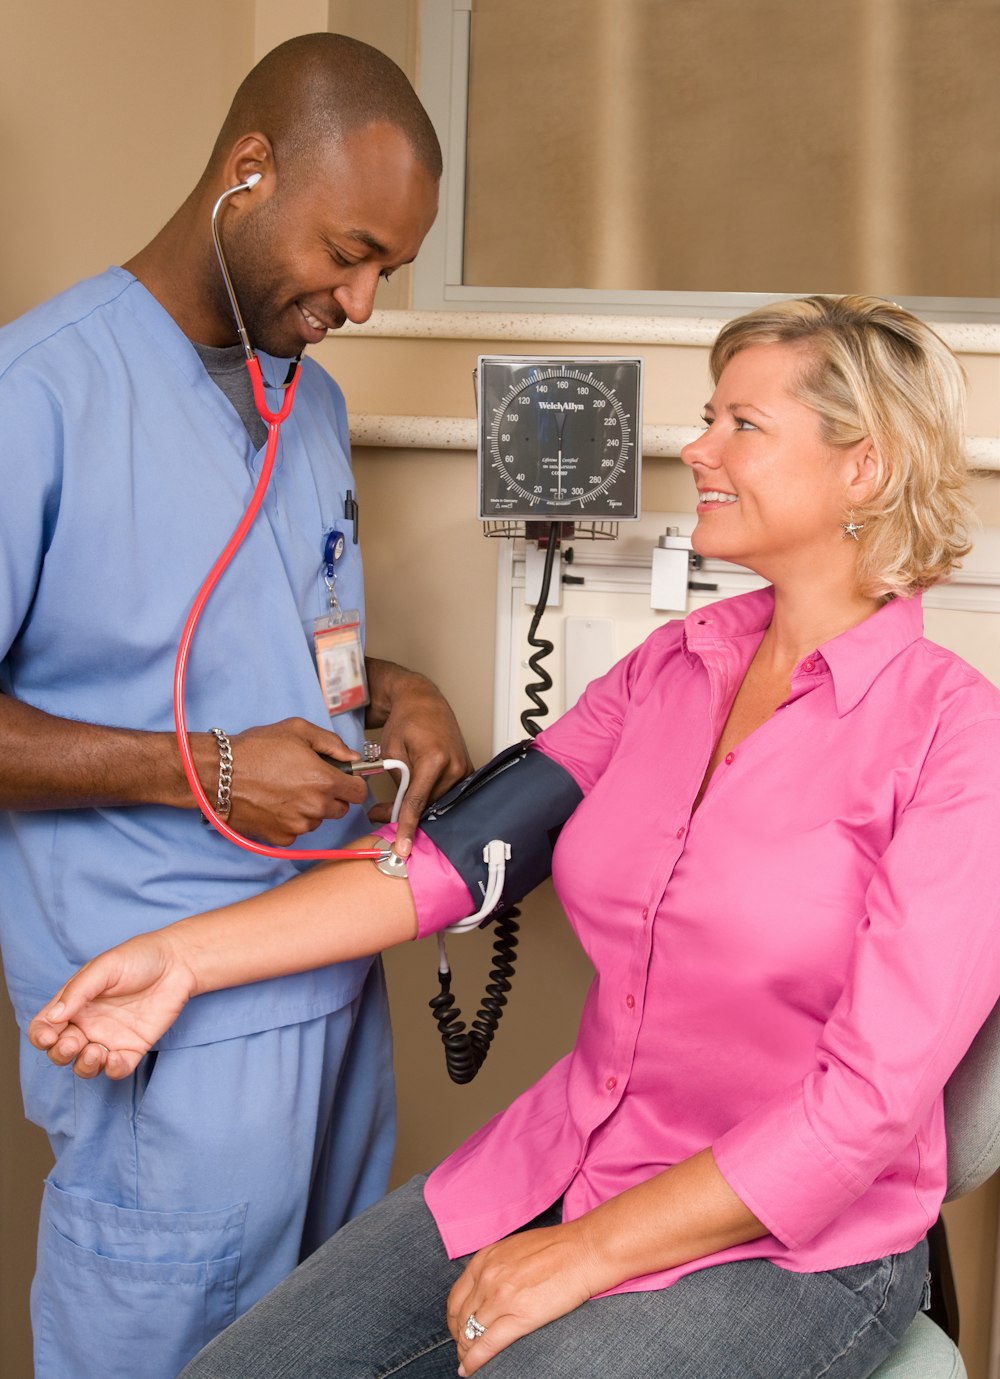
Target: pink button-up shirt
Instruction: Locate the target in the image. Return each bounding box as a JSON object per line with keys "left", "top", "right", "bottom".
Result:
{"left": 398, "top": 589, "right": 1000, "bottom": 1292}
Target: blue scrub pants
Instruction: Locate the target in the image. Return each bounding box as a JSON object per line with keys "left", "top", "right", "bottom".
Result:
{"left": 24, "top": 960, "right": 395, "bottom": 1379}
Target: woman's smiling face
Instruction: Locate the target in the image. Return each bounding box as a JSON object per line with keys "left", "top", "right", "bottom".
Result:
{"left": 681, "top": 342, "right": 866, "bottom": 583}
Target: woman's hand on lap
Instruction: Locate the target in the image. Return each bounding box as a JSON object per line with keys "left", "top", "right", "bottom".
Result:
{"left": 446, "top": 1222, "right": 598, "bottom": 1375}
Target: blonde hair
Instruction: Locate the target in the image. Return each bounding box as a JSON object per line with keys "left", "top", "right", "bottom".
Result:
{"left": 710, "top": 295, "right": 973, "bottom": 598}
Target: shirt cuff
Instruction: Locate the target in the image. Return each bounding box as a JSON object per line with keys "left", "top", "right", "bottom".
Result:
{"left": 712, "top": 1089, "right": 868, "bottom": 1250}
{"left": 372, "top": 825, "right": 476, "bottom": 938}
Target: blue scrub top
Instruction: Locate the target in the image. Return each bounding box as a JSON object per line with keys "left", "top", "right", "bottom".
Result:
{"left": 0, "top": 268, "right": 375, "bottom": 1046}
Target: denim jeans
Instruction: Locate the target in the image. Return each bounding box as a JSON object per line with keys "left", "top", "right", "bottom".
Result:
{"left": 180, "top": 1174, "right": 930, "bottom": 1379}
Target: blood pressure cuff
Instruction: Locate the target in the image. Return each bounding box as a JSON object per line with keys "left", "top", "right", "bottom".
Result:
{"left": 418, "top": 741, "right": 583, "bottom": 911}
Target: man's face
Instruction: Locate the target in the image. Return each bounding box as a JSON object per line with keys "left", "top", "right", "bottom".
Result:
{"left": 222, "top": 121, "right": 438, "bottom": 357}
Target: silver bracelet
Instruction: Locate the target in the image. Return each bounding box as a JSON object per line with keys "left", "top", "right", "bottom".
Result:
{"left": 206, "top": 726, "right": 234, "bottom": 822}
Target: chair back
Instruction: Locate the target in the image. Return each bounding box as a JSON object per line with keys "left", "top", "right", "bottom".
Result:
{"left": 944, "top": 996, "right": 1000, "bottom": 1199}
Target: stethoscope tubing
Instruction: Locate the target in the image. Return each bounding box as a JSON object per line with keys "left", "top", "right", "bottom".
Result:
{"left": 170, "top": 317, "right": 377, "bottom": 854}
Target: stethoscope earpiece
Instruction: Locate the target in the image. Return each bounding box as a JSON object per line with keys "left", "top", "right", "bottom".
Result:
{"left": 210, "top": 175, "right": 267, "bottom": 360}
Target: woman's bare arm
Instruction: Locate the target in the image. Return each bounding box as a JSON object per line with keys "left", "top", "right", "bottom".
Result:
{"left": 28, "top": 836, "right": 416, "bottom": 1078}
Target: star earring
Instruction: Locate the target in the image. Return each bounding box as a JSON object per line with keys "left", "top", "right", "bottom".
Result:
{"left": 841, "top": 511, "right": 865, "bottom": 540}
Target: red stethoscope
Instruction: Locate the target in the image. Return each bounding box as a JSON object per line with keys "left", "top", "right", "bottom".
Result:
{"left": 171, "top": 174, "right": 401, "bottom": 863}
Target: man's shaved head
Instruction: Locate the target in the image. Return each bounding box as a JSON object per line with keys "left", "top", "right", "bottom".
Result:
{"left": 210, "top": 33, "right": 442, "bottom": 184}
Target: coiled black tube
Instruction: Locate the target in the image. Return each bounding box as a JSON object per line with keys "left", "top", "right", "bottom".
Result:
{"left": 429, "top": 908, "right": 520, "bottom": 1083}
{"left": 520, "top": 523, "right": 560, "bottom": 738}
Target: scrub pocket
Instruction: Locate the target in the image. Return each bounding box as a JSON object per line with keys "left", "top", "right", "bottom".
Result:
{"left": 35, "top": 1178, "right": 247, "bottom": 1379}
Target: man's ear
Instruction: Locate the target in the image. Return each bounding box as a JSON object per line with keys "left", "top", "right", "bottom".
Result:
{"left": 221, "top": 133, "right": 276, "bottom": 202}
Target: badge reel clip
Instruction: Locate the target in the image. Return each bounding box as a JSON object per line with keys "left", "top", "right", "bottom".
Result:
{"left": 313, "top": 529, "right": 369, "bottom": 718}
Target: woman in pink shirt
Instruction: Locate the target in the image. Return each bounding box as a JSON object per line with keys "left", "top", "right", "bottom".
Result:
{"left": 30, "top": 296, "right": 1000, "bottom": 1379}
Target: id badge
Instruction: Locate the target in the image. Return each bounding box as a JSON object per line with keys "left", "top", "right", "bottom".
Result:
{"left": 313, "top": 610, "right": 369, "bottom": 715}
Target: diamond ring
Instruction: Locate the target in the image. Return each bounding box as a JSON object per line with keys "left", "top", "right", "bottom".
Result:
{"left": 464, "top": 1313, "right": 487, "bottom": 1342}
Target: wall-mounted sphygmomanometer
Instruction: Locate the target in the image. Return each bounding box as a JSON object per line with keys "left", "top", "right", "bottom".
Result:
{"left": 477, "top": 355, "right": 643, "bottom": 739}
{"left": 477, "top": 356, "right": 642, "bottom": 521}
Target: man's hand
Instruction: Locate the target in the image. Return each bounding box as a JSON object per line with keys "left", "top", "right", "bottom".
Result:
{"left": 206, "top": 718, "right": 369, "bottom": 844}
{"left": 365, "top": 660, "right": 473, "bottom": 851}
{"left": 0, "top": 685, "right": 469, "bottom": 850}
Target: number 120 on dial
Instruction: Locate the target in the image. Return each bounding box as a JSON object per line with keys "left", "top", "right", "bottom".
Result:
{"left": 477, "top": 356, "right": 642, "bottom": 521}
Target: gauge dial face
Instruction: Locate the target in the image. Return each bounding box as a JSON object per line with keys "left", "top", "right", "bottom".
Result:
{"left": 478, "top": 357, "right": 642, "bottom": 520}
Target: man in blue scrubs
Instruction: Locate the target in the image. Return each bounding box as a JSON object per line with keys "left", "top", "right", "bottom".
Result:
{"left": 0, "top": 34, "right": 471, "bottom": 1379}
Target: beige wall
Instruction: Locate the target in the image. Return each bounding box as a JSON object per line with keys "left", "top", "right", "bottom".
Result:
{"left": 1, "top": 3, "right": 998, "bottom": 1378}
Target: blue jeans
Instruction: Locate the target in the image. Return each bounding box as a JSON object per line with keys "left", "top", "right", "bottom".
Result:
{"left": 180, "top": 1174, "right": 930, "bottom": 1379}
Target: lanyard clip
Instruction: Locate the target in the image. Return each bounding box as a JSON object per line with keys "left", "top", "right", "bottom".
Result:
{"left": 323, "top": 528, "right": 346, "bottom": 581}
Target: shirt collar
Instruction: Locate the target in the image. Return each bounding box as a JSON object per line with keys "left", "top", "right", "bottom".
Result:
{"left": 683, "top": 587, "right": 775, "bottom": 652}
{"left": 114, "top": 267, "right": 298, "bottom": 391}
{"left": 683, "top": 586, "right": 926, "bottom": 717}
{"left": 819, "top": 593, "right": 925, "bottom": 715}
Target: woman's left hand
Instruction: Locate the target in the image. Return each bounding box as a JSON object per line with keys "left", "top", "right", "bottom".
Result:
{"left": 446, "top": 1223, "right": 597, "bottom": 1375}
{"left": 28, "top": 929, "right": 199, "bottom": 1078}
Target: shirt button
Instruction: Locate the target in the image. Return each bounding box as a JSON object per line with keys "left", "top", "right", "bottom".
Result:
{"left": 676, "top": 825, "right": 685, "bottom": 839}
{"left": 802, "top": 659, "right": 816, "bottom": 673}
{"left": 641, "top": 906, "right": 649, "bottom": 921}
{"left": 724, "top": 751, "right": 735, "bottom": 765}
{"left": 605, "top": 1076, "right": 618, "bottom": 1091}
{"left": 626, "top": 994, "right": 636, "bottom": 1009}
